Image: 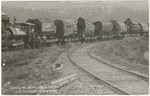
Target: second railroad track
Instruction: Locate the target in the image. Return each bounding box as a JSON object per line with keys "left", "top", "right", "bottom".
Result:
{"left": 68, "top": 44, "right": 149, "bottom": 95}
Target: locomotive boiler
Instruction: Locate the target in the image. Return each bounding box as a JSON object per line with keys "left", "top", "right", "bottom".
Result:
{"left": 2, "top": 23, "right": 36, "bottom": 51}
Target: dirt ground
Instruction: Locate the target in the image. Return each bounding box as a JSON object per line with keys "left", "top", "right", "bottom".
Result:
{"left": 90, "top": 36, "right": 149, "bottom": 76}
{"left": 2, "top": 44, "right": 69, "bottom": 95}
{"left": 2, "top": 36, "right": 148, "bottom": 95}
{"left": 2, "top": 42, "right": 116, "bottom": 95}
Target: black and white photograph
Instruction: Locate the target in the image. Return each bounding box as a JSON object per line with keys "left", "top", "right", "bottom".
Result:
{"left": 1, "top": 0, "right": 149, "bottom": 95}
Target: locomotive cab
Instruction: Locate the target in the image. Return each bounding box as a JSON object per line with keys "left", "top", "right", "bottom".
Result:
{"left": 21, "top": 23, "right": 36, "bottom": 49}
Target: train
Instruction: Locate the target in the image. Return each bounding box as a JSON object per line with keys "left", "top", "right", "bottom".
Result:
{"left": 2, "top": 13, "right": 40, "bottom": 51}
{"left": 35, "top": 17, "right": 149, "bottom": 43}
{"left": 2, "top": 12, "right": 149, "bottom": 51}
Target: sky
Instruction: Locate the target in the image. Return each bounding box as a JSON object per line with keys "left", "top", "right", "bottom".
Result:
{"left": 2, "top": 1, "right": 149, "bottom": 11}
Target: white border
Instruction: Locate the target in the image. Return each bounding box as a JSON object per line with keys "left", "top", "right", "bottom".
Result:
{"left": 0, "top": 0, "right": 149, "bottom": 96}
{"left": 0, "top": 0, "right": 149, "bottom": 1}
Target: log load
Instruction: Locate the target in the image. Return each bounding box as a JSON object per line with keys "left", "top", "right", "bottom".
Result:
{"left": 109, "top": 20, "right": 120, "bottom": 35}
{"left": 62, "top": 19, "right": 77, "bottom": 37}
{"left": 124, "top": 18, "right": 141, "bottom": 34}
{"left": 54, "top": 19, "right": 77, "bottom": 38}
{"left": 54, "top": 19, "right": 64, "bottom": 38}
{"left": 138, "top": 23, "right": 149, "bottom": 33}
{"left": 100, "top": 22, "right": 113, "bottom": 35}
{"left": 38, "top": 18, "right": 56, "bottom": 36}
{"left": 94, "top": 20, "right": 127, "bottom": 36}
{"left": 131, "top": 22, "right": 141, "bottom": 33}
{"left": 117, "top": 22, "right": 128, "bottom": 34}
{"left": 27, "top": 18, "right": 56, "bottom": 38}
{"left": 124, "top": 18, "right": 133, "bottom": 27}
{"left": 93, "top": 21, "right": 102, "bottom": 35}
{"left": 93, "top": 21, "right": 113, "bottom": 35}
{"left": 77, "top": 17, "right": 95, "bottom": 37}
{"left": 124, "top": 18, "right": 134, "bottom": 34}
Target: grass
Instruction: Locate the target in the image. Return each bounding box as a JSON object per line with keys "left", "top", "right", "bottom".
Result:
{"left": 91, "top": 36, "right": 149, "bottom": 76}
{"left": 2, "top": 44, "right": 70, "bottom": 95}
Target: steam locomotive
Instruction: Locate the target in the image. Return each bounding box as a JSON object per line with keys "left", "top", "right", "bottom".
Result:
{"left": 2, "top": 13, "right": 38, "bottom": 51}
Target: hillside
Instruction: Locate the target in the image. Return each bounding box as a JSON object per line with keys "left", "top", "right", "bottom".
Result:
{"left": 2, "top": 1, "right": 148, "bottom": 23}
{"left": 91, "top": 37, "right": 149, "bottom": 76}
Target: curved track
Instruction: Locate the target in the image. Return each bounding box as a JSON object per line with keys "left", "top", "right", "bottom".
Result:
{"left": 69, "top": 44, "right": 149, "bottom": 95}
{"left": 88, "top": 45, "right": 149, "bottom": 81}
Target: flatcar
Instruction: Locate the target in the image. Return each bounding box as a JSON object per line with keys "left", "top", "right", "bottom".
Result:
{"left": 77, "top": 17, "right": 95, "bottom": 42}
{"left": 27, "top": 18, "right": 56, "bottom": 38}
{"left": 124, "top": 18, "right": 148, "bottom": 36}
{"left": 54, "top": 19, "right": 77, "bottom": 44}
{"left": 138, "top": 23, "right": 149, "bottom": 36}
{"left": 93, "top": 20, "right": 126, "bottom": 40}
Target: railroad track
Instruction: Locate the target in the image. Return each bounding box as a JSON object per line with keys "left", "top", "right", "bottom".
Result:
{"left": 68, "top": 44, "right": 149, "bottom": 95}
{"left": 88, "top": 45, "right": 149, "bottom": 81}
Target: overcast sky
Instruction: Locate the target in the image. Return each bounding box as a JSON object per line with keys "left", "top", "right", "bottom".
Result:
{"left": 2, "top": 1, "right": 149, "bottom": 10}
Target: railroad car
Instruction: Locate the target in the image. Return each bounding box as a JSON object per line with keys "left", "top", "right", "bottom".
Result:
{"left": 77, "top": 17, "right": 95, "bottom": 36}
{"left": 26, "top": 18, "right": 57, "bottom": 45}
{"left": 109, "top": 20, "right": 120, "bottom": 38}
{"left": 124, "top": 18, "right": 142, "bottom": 36}
{"left": 61, "top": 19, "right": 77, "bottom": 42}
{"left": 93, "top": 20, "right": 125, "bottom": 40}
{"left": 77, "top": 17, "right": 95, "bottom": 42}
{"left": 111, "top": 21, "right": 127, "bottom": 38}
{"left": 117, "top": 22, "right": 128, "bottom": 35}
{"left": 27, "top": 18, "right": 56, "bottom": 38}
{"left": 138, "top": 23, "right": 149, "bottom": 36}
{"left": 54, "top": 19, "right": 77, "bottom": 37}
{"left": 131, "top": 22, "right": 141, "bottom": 34}
{"left": 54, "top": 19, "right": 77, "bottom": 43}
{"left": 93, "top": 21, "right": 113, "bottom": 40}
{"left": 124, "top": 18, "right": 133, "bottom": 35}
{"left": 27, "top": 18, "right": 77, "bottom": 44}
